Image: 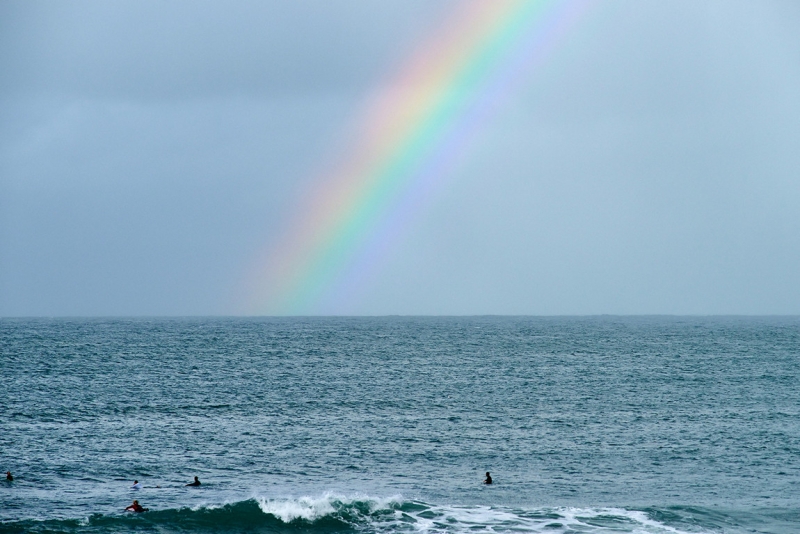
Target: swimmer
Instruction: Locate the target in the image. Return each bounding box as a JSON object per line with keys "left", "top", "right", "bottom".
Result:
{"left": 484, "top": 472, "right": 492, "bottom": 485}
{"left": 186, "top": 476, "right": 201, "bottom": 486}
{"left": 5, "top": 472, "right": 12, "bottom": 481}
{"left": 124, "top": 500, "right": 148, "bottom": 513}
{"left": 132, "top": 480, "right": 142, "bottom": 489}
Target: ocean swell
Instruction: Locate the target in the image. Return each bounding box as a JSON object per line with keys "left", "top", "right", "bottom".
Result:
{"left": 0, "top": 494, "right": 713, "bottom": 534}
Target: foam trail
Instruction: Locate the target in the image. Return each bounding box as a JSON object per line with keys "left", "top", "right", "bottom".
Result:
{"left": 0, "top": 493, "right": 730, "bottom": 534}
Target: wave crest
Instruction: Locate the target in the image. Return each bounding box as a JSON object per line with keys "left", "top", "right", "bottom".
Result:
{"left": 0, "top": 495, "right": 717, "bottom": 533}
{"left": 255, "top": 492, "right": 403, "bottom": 523}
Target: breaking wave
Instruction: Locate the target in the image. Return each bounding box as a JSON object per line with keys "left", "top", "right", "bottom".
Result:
{"left": 0, "top": 493, "right": 744, "bottom": 533}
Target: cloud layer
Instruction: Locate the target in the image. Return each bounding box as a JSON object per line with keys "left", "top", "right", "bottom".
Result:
{"left": 2, "top": 0, "right": 799, "bottom": 315}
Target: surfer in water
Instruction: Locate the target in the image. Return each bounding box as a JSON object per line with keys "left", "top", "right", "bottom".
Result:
{"left": 484, "top": 472, "right": 492, "bottom": 485}
{"left": 186, "top": 476, "right": 201, "bottom": 486}
{"left": 125, "top": 500, "right": 148, "bottom": 513}
{"left": 5, "top": 472, "right": 12, "bottom": 481}
{"left": 132, "top": 480, "right": 142, "bottom": 489}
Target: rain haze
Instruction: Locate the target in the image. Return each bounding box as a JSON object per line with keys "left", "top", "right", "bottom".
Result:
{"left": 1, "top": 0, "right": 799, "bottom": 316}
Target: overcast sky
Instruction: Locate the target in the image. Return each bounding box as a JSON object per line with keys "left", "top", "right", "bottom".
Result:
{"left": 2, "top": 0, "right": 799, "bottom": 316}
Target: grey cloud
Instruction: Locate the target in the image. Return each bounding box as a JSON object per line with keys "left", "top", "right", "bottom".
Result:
{"left": 0, "top": 0, "right": 452, "bottom": 100}
{"left": 2, "top": 0, "right": 800, "bottom": 315}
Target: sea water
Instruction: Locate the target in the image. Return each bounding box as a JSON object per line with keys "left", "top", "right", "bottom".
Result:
{"left": 1, "top": 316, "right": 798, "bottom": 533}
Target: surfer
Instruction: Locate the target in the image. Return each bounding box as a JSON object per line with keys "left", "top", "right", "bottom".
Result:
{"left": 484, "top": 472, "right": 492, "bottom": 485}
{"left": 5, "top": 471, "right": 12, "bottom": 481}
{"left": 124, "top": 500, "right": 148, "bottom": 513}
{"left": 132, "top": 480, "right": 142, "bottom": 489}
{"left": 186, "top": 476, "right": 201, "bottom": 486}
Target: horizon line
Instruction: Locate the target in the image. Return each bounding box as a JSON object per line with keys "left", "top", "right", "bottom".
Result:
{"left": 2, "top": 314, "right": 799, "bottom": 320}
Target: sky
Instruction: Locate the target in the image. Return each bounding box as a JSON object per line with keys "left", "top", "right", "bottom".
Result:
{"left": 1, "top": 0, "right": 799, "bottom": 316}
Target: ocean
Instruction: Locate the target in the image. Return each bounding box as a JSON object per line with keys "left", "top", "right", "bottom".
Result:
{"left": 1, "top": 316, "right": 798, "bottom": 533}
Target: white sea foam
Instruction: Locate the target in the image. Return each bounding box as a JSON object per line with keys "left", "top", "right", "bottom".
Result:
{"left": 189, "top": 501, "right": 225, "bottom": 512}
{"left": 553, "top": 507, "right": 694, "bottom": 534}
{"left": 256, "top": 494, "right": 337, "bottom": 522}
{"left": 255, "top": 492, "right": 404, "bottom": 523}
{"left": 399, "top": 505, "right": 697, "bottom": 534}
{"left": 251, "top": 493, "right": 703, "bottom": 533}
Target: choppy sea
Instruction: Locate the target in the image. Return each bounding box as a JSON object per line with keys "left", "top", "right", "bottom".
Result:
{"left": 1, "top": 316, "right": 799, "bottom": 533}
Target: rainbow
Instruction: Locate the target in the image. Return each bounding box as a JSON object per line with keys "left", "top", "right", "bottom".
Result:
{"left": 243, "top": 0, "right": 594, "bottom": 315}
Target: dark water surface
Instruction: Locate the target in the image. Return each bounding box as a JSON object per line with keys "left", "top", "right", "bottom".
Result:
{"left": 1, "top": 316, "right": 799, "bottom": 533}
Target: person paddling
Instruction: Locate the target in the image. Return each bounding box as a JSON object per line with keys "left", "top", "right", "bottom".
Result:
{"left": 124, "top": 499, "right": 148, "bottom": 513}
{"left": 186, "top": 476, "right": 201, "bottom": 487}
